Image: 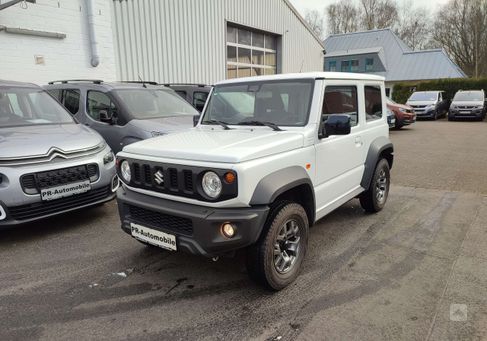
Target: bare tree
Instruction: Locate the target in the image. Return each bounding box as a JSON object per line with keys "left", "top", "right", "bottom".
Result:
{"left": 395, "top": 1, "right": 431, "bottom": 50}
{"left": 432, "top": 0, "right": 487, "bottom": 77}
{"left": 360, "top": 0, "right": 399, "bottom": 30}
{"left": 304, "top": 9, "right": 325, "bottom": 40}
{"left": 326, "top": 0, "right": 359, "bottom": 35}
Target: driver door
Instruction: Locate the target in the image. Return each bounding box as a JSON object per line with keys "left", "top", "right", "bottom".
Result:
{"left": 314, "top": 82, "right": 365, "bottom": 219}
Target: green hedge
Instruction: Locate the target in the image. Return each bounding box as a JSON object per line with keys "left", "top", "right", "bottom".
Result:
{"left": 392, "top": 78, "right": 487, "bottom": 104}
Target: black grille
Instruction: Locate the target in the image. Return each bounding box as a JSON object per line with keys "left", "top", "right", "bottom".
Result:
{"left": 20, "top": 164, "right": 99, "bottom": 194}
{"left": 8, "top": 186, "right": 111, "bottom": 221}
{"left": 126, "top": 204, "right": 193, "bottom": 236}
{"left": 121, "top": 159, "right": 238, "bottom": 202}
{"left": 87, "top": 164, "right": 98, "bottom": 179}
{"left": 184, "top": 170, "right": 193, "bottom": 192}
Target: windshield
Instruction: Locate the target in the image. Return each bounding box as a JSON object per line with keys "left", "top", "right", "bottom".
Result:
{"left": 114, "top": 88, "right": 199, "bottom": 119}
{"left": 202, "top": 79, "right": 314, "bottom": 127}
{"left": 0, "top": 87, "right": 74, "bottom": 128}
{"left": 408, "top": 92, "right": 438, "bottom": 101}
{"left": 453, "top": 91, "right": 484, "bottom": 102}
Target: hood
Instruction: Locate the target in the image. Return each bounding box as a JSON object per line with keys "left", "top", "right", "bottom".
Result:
{"left": 406, "top": 100, "right": 437, "bottom": 106}
{"left": 451, "top": 100, "right": 484, "bottom": 107}
{"left": 122, "top": 128, "right": 305, "bottom": 163}
{"left": 128, "top": 115, "right": 196, "bottom": 134}
{"left": 0, "top": 123, "right": 103, "bottom": 159}
{"left": 388, "top": 103, "right": 413, "bottom": 111}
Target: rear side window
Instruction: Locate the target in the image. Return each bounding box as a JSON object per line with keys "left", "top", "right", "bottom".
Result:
{"left": 193, "top": 91, "right": 208, "bottom": 112}
{"left": 365, "top": 86, "right": 383, "bottom": 121}
{"left": 322, "top": 86, "right": 358, "bottom": 126}
{"left": 86, "top": 91, "right": 117, "bottom": 122}
{"left": 175, "top": 91, "right": 187, "bottom": 100}
{"left": 47, "top": 89, "right": 62, "bottom": 101}
{"left": 63, "top": 89, "right": 80, "bottom": 115}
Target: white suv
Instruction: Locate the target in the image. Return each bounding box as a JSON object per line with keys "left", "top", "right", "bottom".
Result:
{"left": 116, "top": 72, "right": 394, "bottom": 290}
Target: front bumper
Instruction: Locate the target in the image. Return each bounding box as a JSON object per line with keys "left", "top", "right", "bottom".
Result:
{"left": 415, "top": 110, "right": 435, "bottom": 119}
{"left": 0, "top": 147, "right": 118, "bottom": 227}
{"left": 449, "top": 109, "right": 485, "bottom": 118}
{"left": 117, "top": 186, "right": 269, "bottom": 257}
{"left": 397, "top": 116, "right": 416, "bottom": 126}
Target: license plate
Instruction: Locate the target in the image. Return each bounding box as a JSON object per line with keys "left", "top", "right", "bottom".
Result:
{"left": 40, "top": 180, "right": 91, "bottom": 201}
{"left": 130, "top": 223, "right": 177, "bottom": 251}
{"left": 460, "top": 111, "right": 470, "bottom": 114}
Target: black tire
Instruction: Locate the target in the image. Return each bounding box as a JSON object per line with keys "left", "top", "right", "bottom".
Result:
{"left": 359, "top": 159, "right": 390, "bottom": 213}
{"left": 432, "top": 110, "right": 438, "bottom": 120}
{"left": 448, "top": 115, "right": 454, "bottom": 121}
{"left": 246, "top": 202, "right": 309, "bottom": 291}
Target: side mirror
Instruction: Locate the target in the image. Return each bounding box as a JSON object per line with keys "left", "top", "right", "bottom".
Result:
{"left": 320, "top": 114, "right": 351, "bottom": 138}
{"left": 99, "top": 109, "right": 114, "bottom": 124}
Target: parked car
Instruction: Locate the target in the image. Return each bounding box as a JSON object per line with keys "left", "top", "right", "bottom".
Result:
{"left": 406, "top": 91, "right": 450, "bottom": 120}
{"left": 162, "top": 83, "right": 212, "bottom": 112}
{"left": 448, "top": 90, "right": 486, "bottom": 121}
{"left": 0, "top": 80, "right": 118, "bottom": 227}
{"left": 387, "top": 108, "right": 396, "bottom": 129}
{"left": 44, "top": 80, "right": 199, "bottom": 154}
{"left": 387, "top": 98, "right": 415, "bottom": 129}
{"left": 115, "top": 72, "right": 393, "bottom": 290}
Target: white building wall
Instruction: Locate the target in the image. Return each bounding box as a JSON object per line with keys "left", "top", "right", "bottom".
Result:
{"left": 0, "top": 0, "right": 116, "bottom": 84}
{"left": 112, "top": 0, "right": 324, "bottom": 84}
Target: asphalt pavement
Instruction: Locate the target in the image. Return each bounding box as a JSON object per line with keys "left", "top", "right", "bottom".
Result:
{"left": 1, "top": 119, "right": 486, "bottom": 340}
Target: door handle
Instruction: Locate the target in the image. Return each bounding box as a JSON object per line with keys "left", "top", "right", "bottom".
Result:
{"left": 355, "top": 137, "right": 363, "bottom": 147}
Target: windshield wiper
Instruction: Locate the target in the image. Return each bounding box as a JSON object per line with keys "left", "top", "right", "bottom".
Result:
{"left": 202, "top": 119, "right": 232, "bottom": 130}
{"left": 237, "top": 120, "right": 283, "bottom": 131}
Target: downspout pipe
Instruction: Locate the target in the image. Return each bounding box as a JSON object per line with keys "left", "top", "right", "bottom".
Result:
{"left": 86, "top": 0, "right": 99, "bottom": 67}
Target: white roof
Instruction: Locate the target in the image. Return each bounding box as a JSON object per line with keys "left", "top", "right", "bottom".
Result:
{"left": 216, "top": 72, "right": 385, "bottom": 86}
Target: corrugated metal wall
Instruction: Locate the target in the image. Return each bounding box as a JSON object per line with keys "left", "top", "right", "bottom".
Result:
{"left": 111, "top": 0, "right": 324, "bottom": 84}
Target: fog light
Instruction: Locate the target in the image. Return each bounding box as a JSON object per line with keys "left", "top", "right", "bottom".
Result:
{"left": 221, "top": 223, "right": 236, "bottom": 238}
{"left": 111, "top": 175, "right": 120, "bottom": 192}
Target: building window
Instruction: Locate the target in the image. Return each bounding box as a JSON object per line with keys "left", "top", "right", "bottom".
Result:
{"left": 226, "top": 24, "right": 278, "bottom": 79}
{"left": 350, "top": 60, "right": 359, "bottom": 72}
{"left": 341, "top": 61, "right": 350, "bottom": 72}
{"left": 329, "top": 61, "right": 336, "bottom": 72}
{"left": 365, "top": 58, "right": 374, "bottom": 72}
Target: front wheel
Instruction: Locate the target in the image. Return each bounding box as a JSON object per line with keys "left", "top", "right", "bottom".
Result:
{"left": 360, "top": 159, "right": 390, "bottom": 213}
{"left": 246, "top": 202, "right": 309, "bottom": 290}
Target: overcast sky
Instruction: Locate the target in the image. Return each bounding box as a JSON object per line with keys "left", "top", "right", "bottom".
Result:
{"left": 289, "top": 0, "right": 450, "bottom": 18}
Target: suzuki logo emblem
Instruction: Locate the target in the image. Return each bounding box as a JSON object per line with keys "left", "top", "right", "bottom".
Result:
{"left": 154, "top": 170, "right": 164, "bottom": 185}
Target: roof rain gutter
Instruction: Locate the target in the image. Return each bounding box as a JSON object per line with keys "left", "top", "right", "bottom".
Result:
{"left": 86, "top": 0, "right": 99, "bottom": 67}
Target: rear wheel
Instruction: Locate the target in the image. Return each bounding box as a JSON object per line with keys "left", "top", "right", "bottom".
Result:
{"left": 246, "top": 202, "right": 309, "bottom": 290}
{"left": 360, "top": 159, "right": 390, "bottom": 213}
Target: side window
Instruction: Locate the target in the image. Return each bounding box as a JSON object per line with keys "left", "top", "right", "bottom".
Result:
{"left": 86, "top": 91, "right": 117, "bottom": 122}
{"left": 6, "top": 93, "right": 24, "bottom": 116}
{"left": 175, "top": 91, "right": 187, "bottom": 100}
{"left": 193, "top": 91, "right": 208, "bottom": 112}
{"left": 322, "top": 86, "right": 359, "bottom": 127}
{"left": 365, "top": 85, "right": 383, "bottom": 121}
{"left": 438, "top": 93, "right": 442, "bottom": 101}
{"left": 47, "top": 89, "right": 62, "bottom": 101}
{"left": 62, "top": 89, "right": 80, "bottom": 115}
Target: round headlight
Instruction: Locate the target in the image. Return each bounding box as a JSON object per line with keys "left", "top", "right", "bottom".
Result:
{"left": 120, "top": 160, "right": 131, "bottom": 183}
{"left": 202, "top": 171, "right": 222, "bottom": 198}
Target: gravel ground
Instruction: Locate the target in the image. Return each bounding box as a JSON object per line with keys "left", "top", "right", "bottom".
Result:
{"left": 1, "top": 119, "right": 486, "bottom": 340}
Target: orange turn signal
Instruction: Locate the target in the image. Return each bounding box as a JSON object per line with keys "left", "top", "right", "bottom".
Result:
{"left": 224, "top": 172, "right": 236, "bottom": 184}
{"left": 306, "top": 163, "right": 311, "bottom": 170}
